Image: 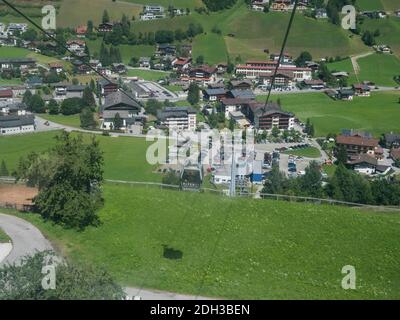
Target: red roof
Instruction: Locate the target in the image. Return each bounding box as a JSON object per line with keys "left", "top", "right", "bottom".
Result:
{"left": 75, "top": 25, "right": 87, "bottom": 34}
{"left": 336, "top": 135, "right": 379, "bottom": 148}
{"left": 390, "top": 148, "right": 400, "bottom": 160}
{"left": 49, "top": 62, "right": 63, "bottom": 68}
{"left": 246, "top": 60, "right": 278, "bottom": 65}
{"left": 173, "top": 57, "right": 191, "bottom": 66}
{"left": 67, "top": 40, "right": 85, "bottom": 46}
{"left": 0, "top": 89, "right": 13, "bottom": 98}
{"left": 236, "top": 65, "right": 311, "bottom": 72}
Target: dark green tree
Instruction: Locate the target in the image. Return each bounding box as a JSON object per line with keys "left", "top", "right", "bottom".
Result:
{"left": 113, "top": 113, "right": 123, "bottom": 130}
{"left": 80, "top": 107, "right": 97, "bottom": 129}
{"left": 336, "top": 144, "right": 348, "bottom": 165}
{"left": 82, "top": 86, "right": 96, "bottom": 108}
{"left": 102, "top": 10, "right": 110, "bottom": 23}
{"left": 30, "top": 132, "right": 103, "bottom": 229}
{"left": 187, "top": 83, "right": 200, "bottom": 105}
{"left": 47, "top": 99, "right": 59, "bottom": 115}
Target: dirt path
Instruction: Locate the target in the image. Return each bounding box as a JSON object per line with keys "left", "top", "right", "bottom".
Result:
{"left": 350, "top": 51, "right": 375, "bottom": 76}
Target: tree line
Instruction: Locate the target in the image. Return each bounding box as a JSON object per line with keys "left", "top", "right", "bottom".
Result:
{"left": 262, "top": 162, "right": 400, "bottom": 206}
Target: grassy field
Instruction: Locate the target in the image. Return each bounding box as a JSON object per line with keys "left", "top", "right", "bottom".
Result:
{"left": 357, "top": 0, "right": 385, "bottom": 10}
{"left": 328, "top": 54, "right": 400, "bottom": 86}
{"left": 125, "top": 0, "right": 204, "bottom": 10}
{"left": 357, "top": 54, "right": 400, "bottom": 86}
{"left": 0, "top": 47, "right": 71, "bottom": 70}
{"left": 192, "top": 33, "right": 228, "bottom": 65}
{"left": 0, "top": 131, "right": 162, "bottom": 182}
{"left": 257, "top": 91, "right": 400, "bottom": 137}
{"left": 360, "top": 17, "right": 400, "bottom": 57}
{"left": 283, "top": 146, "right": 321, "bottom": 158}
{"left": 126, "top": 68, "right": 170, "bottom": 81}
{"left": 0, "top": 78, "right": 23, "bottom": 85}
{"left": 327, "top": 58, "right": 358, "bottom": 84}
{"left": 0, "top": 228, "right": 10, "bottom": 243}
{"left": 130, "top": 1, "right": 368, "bottom": 63}
{"left": 39, "top": 114, "right": 81, "bottom": 128}
{"left": 57, "top": 0, "right": 143, "bottom": 27}
{"left": 86, "top": 38, "right": 155, "bottom": 64}
{"left": 8, "top": 183, "right": 400, "bottom": 299}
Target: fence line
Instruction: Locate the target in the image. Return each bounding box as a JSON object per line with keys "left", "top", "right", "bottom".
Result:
{"left": 104, "top": 179, "right": 400, "bottom": 213}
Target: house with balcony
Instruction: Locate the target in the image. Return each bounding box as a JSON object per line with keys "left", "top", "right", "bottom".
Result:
{"left": 157, "top": 106, "right": 197, "bottom": 131}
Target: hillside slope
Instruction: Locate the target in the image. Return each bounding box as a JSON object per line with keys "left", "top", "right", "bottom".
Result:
{"left": 14, "top": 183, "right": 400, "bottom": 299}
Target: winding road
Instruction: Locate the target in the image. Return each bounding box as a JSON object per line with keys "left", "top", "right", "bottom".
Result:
{"left": 0, "top": 213, "right": 52, "bottom": 266}
{"left": 0, "top": 212, "right": 212, "bottom": 300}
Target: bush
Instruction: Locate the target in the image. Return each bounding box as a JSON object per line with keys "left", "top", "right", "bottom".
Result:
{"left": 0, "top": 251, "right": 125, "bottom": 300}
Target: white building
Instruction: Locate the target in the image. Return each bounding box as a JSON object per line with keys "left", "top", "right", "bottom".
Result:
{"left": 0, "top": 114, "right": 35, "bottom": 135}
{"left": 7, "top": 23, "right": 28, "bottom": 35}
{"left": 235, "top": 64, "right": 312, "bottom": 82}
{"left": 157, "top": 106, "right": 197, "bottom": 131}
{"left": 144, "top": 5, "right": 164, "bottom": 13}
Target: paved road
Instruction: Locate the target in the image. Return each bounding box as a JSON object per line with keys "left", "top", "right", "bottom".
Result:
{"left": 0, "top": 213, "right": 52, "bottom": 266}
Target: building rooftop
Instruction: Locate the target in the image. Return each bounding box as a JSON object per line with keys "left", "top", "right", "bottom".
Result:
{"left": 0, "top": 114, "right": 34, "bottom": 128}
{"left": 336, "top": 135, "right": 379, "bottom": 148}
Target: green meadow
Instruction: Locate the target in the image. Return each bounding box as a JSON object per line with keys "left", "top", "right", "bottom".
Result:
{"left": 328, "top": 54, "right": 400, "bottom": 86}
{"left": 128, "top": 1, "right": 368, "bottom": 63}
{"left": 38, "top": 114, "right": 81, "bottom": 128}
{"left": 283, "top": 146, "right": 321, "bottom": 159}
{"left": 258, "top": 91, "right": 400, "bottom": 137}
{"left": 126, "top": 68, "right": 170, "bottom": 81}
{"left": 360, "top": 16, "right": 400, "bottom": 56}
{"left": 7, "top": 183, "right": 400, "bottom": 299}
{"left": 0, "top": 131, "right": 161, "bottom": 182}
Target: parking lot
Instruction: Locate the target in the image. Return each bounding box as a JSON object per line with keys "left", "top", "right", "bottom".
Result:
{"left": 135, "top": 81, "right": 180, "bottom": 101}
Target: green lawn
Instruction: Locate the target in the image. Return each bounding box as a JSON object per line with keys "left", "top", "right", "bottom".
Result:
{"left": 164, "top": 84, "right": 182, "bottom": 92}
{"left": 0, "top": 47, "right": 71, "bottom": 70}
{"left": 283, "top": 146, "right": 321, "bottom": 158}
{"left": 257, "top": 91, "right": 400, "bottom": 137}
{"left": 10, "top": 183, "right": 400, "bottom": 299}
{"left": 0, "top": 78, "right": 23, "bottom": 85}
{"left": 328, "top": 54, "right": 400, "bottom": 86}
{"left": 192, "top": 33, "right": 228, "bottom": 65}
{"left": 357, "top": 54, "right": 400, "bottom": 86}
{"left": 327, "top": 58, "right": 358, "bottom": 84}
{"left": 0, "top": 228, "right": 10, "bottom": 243}
{"left": 39, "top": 114, "right": 81, "bottom": 128}
{"left": 0, "top": 47, "right": 31, "bottom": 59}
{"left": 0, "top": 131, "right": 162, "bottom": 182}
{"left": 86, "top": 38, "right": 155, "bottom": 64}
{"left": 125, "top": 0, "right": 204, "bottom": 10}
{"left": 360, "top": 17, "right": 400, "bottom": 56}
{"left": 357, "top": 0, "right": 384, "bottom": 11}
{"left": 57, "top": 0, "right": 143, "bottom": 27}
{"left": 130, "top": 2, "right": 369, "bottom": 63}
{"left": 323, "top": 164, "right": 337, "bottom": 177}
{"left": 126, "top": 69, "right": 170, "bottom": 81}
